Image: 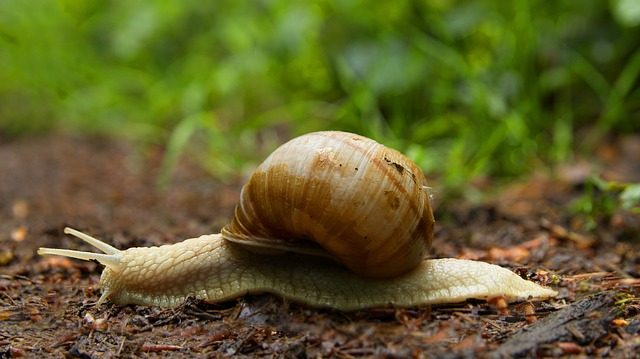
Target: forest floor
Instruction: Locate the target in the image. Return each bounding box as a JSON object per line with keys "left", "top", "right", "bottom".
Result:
{"left": 1, "top": 133, "right": 639, "bottom": 358}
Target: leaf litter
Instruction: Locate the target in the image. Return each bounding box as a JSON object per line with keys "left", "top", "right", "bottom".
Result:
{"left": 0, "top": 134, "right": 639, "bottom": 357}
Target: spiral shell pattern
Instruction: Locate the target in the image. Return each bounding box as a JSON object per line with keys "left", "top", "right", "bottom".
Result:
{"left": 222, "top": 131, "right": 434, "bottom": 278}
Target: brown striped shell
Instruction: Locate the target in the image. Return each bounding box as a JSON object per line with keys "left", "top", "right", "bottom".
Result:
{"left": 221, "top": 131, "right": 434, "bottom": 279}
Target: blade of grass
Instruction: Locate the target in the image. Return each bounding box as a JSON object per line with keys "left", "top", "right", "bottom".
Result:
{"left": 582, "top": 48, "right": 640, "bottom": 151}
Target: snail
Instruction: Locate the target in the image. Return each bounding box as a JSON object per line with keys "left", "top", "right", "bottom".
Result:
{"left": 38, "top": 131, "right": 557, "bottom": 311}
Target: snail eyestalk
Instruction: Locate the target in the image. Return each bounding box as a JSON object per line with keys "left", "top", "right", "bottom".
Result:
{"left": 38, "top": 227, "right": 122, "bottom": 269}
{"left": 63, "top": 227, "right": 119, "bottom": 255}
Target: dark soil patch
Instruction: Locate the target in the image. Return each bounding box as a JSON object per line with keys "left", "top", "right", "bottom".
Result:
{"left": 1, "top": 134, "right": 639, "bottom": 358}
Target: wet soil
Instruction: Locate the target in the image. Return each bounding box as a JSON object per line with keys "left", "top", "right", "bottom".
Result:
{"left": 1, "top": 134, "right": 639, "bottom": 358}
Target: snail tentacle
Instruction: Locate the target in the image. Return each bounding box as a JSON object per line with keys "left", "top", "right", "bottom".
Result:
{"left": 63, "top": 227, "right": 120, "bottom": 255}
{"left": 38, "top": 228, "right": 127, "bottom": 304}
{"left": 38, "top": 227, "right": 123, "bottom": 269}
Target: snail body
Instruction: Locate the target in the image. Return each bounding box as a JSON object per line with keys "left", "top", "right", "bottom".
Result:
{"left": 38, "top": 131, "right": 557, "bottom": 310}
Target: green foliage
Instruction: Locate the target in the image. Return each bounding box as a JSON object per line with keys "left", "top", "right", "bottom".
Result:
{"left": 1, "top": 0, "right": 639, "bottom": 193}
{"left": 571, "top": 176, "right": 640, "bottom": 231}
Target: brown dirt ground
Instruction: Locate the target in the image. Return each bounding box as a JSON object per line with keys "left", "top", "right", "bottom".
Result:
{"left": 1, "top": 133, "right": 639, "bottom": 358}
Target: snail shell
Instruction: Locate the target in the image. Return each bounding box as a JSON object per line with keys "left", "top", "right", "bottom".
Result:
{"left": 222, "top": 131, "right": 434, "bottom": 278}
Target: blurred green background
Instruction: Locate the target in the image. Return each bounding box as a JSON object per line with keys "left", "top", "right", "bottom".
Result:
{"left": 1, "top": 0, "right": 639, "bottom": 196}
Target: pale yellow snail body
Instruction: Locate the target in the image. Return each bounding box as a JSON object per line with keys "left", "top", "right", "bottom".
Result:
{"left": 38, "top": 131, "right": 557, "bottom": 310}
